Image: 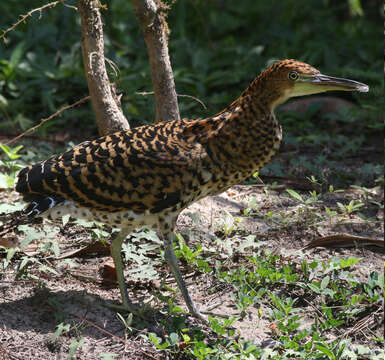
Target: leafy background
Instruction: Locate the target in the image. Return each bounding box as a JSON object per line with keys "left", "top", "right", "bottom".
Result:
{"left": 0, "top": 0, "right": 382, "bottom": 134}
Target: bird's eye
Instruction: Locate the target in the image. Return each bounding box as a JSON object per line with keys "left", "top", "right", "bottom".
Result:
{"left": 288, "top": 71, "right": 299, "bottom": 81}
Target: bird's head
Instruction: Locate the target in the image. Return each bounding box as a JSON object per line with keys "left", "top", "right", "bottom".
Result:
{"left": 257, "top": 59, "right": 369, "bottom": 110}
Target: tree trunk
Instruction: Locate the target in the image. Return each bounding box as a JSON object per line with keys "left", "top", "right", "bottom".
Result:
{"left": 77, "top": 0, "right": 130, "bottom": 136}
{"left": 131, "top": 0, "right": 180, "bottom": 123}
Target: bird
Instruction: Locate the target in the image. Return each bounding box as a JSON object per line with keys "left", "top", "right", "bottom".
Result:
{"left": 0, "top": 59, "right": 368, "bottom": 322}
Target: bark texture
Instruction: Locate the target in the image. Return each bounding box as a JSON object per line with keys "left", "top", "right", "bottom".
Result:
{"left": 77, "top": 0, "right": 130, "bottom": 135}
{"left": 131, "top": 0, "right": 180, "bottom": 123}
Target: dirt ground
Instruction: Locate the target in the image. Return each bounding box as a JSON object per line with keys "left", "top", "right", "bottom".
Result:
{"left": 0, "top": 183, "right": 383, "bottom": 359}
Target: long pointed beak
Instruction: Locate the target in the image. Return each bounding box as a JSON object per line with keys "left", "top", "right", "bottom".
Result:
{"left": 307, "top": 74, "right": 369, "bottom": 93}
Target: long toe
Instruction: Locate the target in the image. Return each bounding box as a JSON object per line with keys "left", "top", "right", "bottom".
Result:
{"left": 189, "top": 309, "right": 209, "bottom": 325}
{"left": 104, "top": 300, "right": 142, "bottom": 317}
{"left": 201, "top": 309, "right": 232, "bottom": 319}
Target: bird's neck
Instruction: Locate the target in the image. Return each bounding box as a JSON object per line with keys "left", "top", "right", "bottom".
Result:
{"left": 219, "top": 73, "right": 283, "bottom": 116}
{"left": 190, "top": 79, "right": 283, "bottom": 183}
{"left": 217, "top": 75, "right": 282, "bottom": 139}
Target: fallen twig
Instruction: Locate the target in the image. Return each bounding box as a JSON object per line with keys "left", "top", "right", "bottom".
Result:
{"left": 303, "top": 234, "right": 384, "bottom": 250}
{"left": 337, "top": 307, "right": 382, "bottom": 339}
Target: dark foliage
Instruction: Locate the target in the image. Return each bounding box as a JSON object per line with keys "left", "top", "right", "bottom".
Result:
{"left": 0, "top": 0, "right": 382, "bottom": 184}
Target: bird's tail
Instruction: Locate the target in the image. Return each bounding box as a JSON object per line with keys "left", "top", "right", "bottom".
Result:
{"left": 0, "top": 196, "right": 65, "bottom": 236}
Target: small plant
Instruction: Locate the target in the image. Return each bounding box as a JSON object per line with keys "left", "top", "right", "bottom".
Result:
{"left": 121, "top": 229, "right": 162, "bottom": 280}
{"left": 51, "top": 322, "right": 71, "bottom": 343}
{"left": 286, "top": 188, "right": 321, "bottom": 205}
{"left": 0, "top": 142, "right": 25, "bottom": 187}
{"left": 142, "top": 331, "right": 179, "bottom": 350}
{"left": 116, "top": 312, "right": 134, "bottom": 335}
{"left": 325, "top": 206, "right": 338, "bottom": 217}
{"left": 328, "top": 184, "right": 345, "bottom": 193}
{"left": 67, "top": 338, "right": 85, "bottom": 359}
{"left": 175, "top": 232, "right": 212, "bottom": 273}
{"left": 219, "top": 210, "right": 243, "bottom": 236}
{"left": 209, "top": 316, "right": 237, "bottom": 336}
{"left": 243, "top": 196, "right": 261, "bottom": 215}
{"left": 306, "top": 175, "right": 322, "bottom": 185}
{"left": 337, "top": 199, "right": 364, "bottom": 215}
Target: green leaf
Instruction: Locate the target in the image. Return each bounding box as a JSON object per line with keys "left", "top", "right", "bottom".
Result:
{"left": 339, "top": 257, "right": 361, "bottom": 269}
{"left": 315, "top": 343, "right": 335, "bottom": 359}
{"left": 286, "top": 189, "right": 304, "bottom": 202}
{"left": 321, "top": 275, "right": 330, "bottom": 290}
{"left": 0, "top": 94, "right": 8, "bottom": 106}
{"left": 38, "top": 264, "right": 59, "bottom": 275}
{"left": 170, "top": 306, "right": 185, "bottom": 313}
{"left": 9, "top": 41, "right": 25, "bottom": 68}
{"left": 308, "top": 283, "right": 321, "bottom": 293}
{"left": 67, "top": 338, "right": 85, "bottom": 360}
{"left": 169, "top": 332, "right": 179, "bottom": 346}
{"left": 52, "top": 322, "right": 70, "bottom": 342}
{"left": 6, "top": 247, "right": 18, "bottom": 261}
{"left": 0, "top": 143, "right": 23, "bottom": 161}
{"left": 245, "top": 344, "right": 257, "bottom": 354}
{"left": 19, "top": 256, "right": 32, "bottom": 271}
{"left": 18, "top": 226, "right": 44, "bottom": 248}
{"left": 337, "top": 202, "right": 346, "bottom": 212}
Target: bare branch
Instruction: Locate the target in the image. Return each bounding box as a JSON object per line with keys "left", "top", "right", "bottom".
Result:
{"left": 77, "top": 0, "right": 130, "bottom": 135}
{"left": 136, "top": 91, "right": 207, "bottom": 110}
{"left": 131, "top": 0, "right": 180, "bottom": 123}
{"left": 0, "top": 1, "right": 63, "bottom": 42}
{"left": 176, "top": 94, "right": 207, "bottom": 110}
{"left": 5, "top": 96, "right": 90, "bottom": 145}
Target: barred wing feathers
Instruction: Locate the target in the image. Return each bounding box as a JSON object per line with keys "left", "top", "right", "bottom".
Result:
{"left": 16, "top": 121, "right": 206, "bottom": 214}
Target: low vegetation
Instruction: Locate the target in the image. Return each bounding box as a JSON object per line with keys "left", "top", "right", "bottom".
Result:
{"left": 0, "top": 139, "right": 383, "bottom": 359}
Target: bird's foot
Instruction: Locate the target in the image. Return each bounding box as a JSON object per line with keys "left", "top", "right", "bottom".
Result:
{"left": 200, "top": 301, "right": 239, "bottom": 319}
{"left": 201, "top": 309, "right": 231, "bottom": 319}
{"left": 184, "top": 301, "right": 236, "bottom": 324}
{"left": 103, "top": 300, "right": 145, "bottom": 319}
{"left": 189, "top": 309, "right": 209, "bottom": 325}
{"left": 187, "top": 304, "right": 233, "bottom": 324}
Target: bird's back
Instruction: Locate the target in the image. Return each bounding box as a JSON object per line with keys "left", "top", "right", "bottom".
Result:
{"left": 15, "top": 118, "right": 223, "bottom": 220}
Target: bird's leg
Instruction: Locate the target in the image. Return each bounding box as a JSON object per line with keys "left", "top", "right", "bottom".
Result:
{"left": 162, "top": 231, "right": 208, "bottom": 324}
{"left": 107, "top": 228, "right": 138, "bottom": 313}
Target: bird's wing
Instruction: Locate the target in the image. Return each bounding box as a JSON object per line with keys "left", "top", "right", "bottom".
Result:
{"left": 16, "top": 126, "right": 203, "bottom": 213}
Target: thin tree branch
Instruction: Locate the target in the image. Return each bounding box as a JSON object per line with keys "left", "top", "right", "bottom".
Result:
{"left": 0, "top": 1, "right": 63, "bottom": 41}
{"left": 136, "top": 91, "right": 207, "bottom": 110}
{"left": 77, "top": 0, "right": 129, "bottom": 135}
{"left": 131, "top": 0, "right": 180, "bottom": 123}
{"left": 5, "top": 96, "right": 90, "bottom": 145}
